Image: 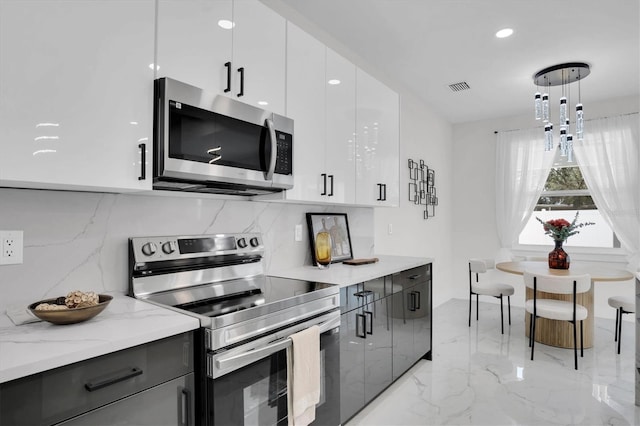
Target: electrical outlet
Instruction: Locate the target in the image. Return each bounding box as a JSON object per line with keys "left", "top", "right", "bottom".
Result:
{"left": 294, "top": 224, "right": 303, "bottom": 242}
{"left": 0, "top": 230, "right": 23, "bottom": 265}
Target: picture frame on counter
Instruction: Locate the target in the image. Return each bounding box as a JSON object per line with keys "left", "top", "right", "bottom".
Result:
{"left": 306, "top": 213, "right": 353, "bottom": 265}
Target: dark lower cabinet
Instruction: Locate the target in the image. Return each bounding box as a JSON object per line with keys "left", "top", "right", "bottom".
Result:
{"left": 340, "top": 263, "right": 432, "bottom": 424}
{"left": 339, "top": 277, "right": 392, "bottom": 424}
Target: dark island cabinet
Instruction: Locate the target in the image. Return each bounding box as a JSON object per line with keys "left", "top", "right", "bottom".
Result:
{"left": 339, "top": 263, "right": 432, "bottom": 424}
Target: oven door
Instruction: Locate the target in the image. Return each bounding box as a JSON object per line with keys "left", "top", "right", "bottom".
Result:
{"left": 206, "top": 314, "right": 340, "bottom": 426}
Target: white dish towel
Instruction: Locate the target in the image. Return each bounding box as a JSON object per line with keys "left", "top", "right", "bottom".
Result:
{"left": 287, "top": 325, "right": 321, "bottom": 426}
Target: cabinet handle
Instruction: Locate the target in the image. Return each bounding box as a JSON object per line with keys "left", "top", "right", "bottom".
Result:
{"left": 224, "top": 62, "right": 231, "bottom": 93}
{"left": 414, "top": 291, "right": 421, "bottom": 310}
{"left": 377, "top": 183, "right": 384, "bottom": 201}
{"left": 356, "top": 313, "right": 366, "bottom": 338}
{"left": 237, "top": 67, "right": 245, "bottom": 97}
{"left": 85, "top": 367, "right": 143, "bottom": 392}
{"left": 181, "top": 388, "right": 190, "bottom": 426}
{"left": 408, "top": 274, "right": 422, "bottom": 280}
{"left": 365, "top": 310, "right": 373, "bottom": 335}
{"left": 382, "top": 183, "right": 387, "bottom": 201}
{"left": 138, "top": 143, "right": 146, "bottom": 180}
{"left": 321, "top": 173, "right": 327, "bottom": 195}
{"left": 408, "top": 292, "right": 417, "bottom": 312}
{"left": 328, "top": 174, "right": 334, "bottom": 196}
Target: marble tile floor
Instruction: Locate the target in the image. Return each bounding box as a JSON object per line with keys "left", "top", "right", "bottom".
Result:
{"left": 345, "top": 298, "right": 639, "bottom": 426}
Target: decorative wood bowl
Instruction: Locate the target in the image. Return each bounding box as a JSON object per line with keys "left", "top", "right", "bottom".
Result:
{"left": 28, "top": 295, "right": 113, "bottom": 325}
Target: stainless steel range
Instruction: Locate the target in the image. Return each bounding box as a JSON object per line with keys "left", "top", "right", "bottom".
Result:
{"left": 128, "top": 233, "right": 341, "bottom": 426}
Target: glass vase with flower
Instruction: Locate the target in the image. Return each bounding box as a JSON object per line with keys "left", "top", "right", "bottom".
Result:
{"left": 536, "top": 212, "right": 594, "bottom": 269}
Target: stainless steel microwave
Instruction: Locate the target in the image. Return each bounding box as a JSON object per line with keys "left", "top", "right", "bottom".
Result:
{"left": 153, "top": 77, "right": 293, "bottom": 195}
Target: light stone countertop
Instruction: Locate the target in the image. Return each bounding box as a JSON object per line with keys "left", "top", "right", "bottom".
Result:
{"left": 0, "top": 292, "right": 200, "bottom": 384}
{"left": 268, "top": 255, "right": 433, "bottom": 287}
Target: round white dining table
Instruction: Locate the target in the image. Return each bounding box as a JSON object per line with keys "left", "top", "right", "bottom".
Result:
{"left": 496, "top": 260, "right": 634, "bottom": 349}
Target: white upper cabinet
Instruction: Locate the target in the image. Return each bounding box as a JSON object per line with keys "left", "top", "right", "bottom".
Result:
{"left": 157, "top": 0, "right": 285, "bottom": 115}
{"left": 156, "top": 0, "right": 233, "bottom": 95}
{"left": 355, "top": 69, "right": 400, "bottom": 206}
{"left": 284, "top": 22, "right": 326, "bottom": 203}
{"left": 0, "top": 0, "right": 154, "bottom": 191}
{"left": 325, "top": 48, "right": 357, "bottom": 204}
{"left": 231, "top": 0, "right": 286, "bottom": 115}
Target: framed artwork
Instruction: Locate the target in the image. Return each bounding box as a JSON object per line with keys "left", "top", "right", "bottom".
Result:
{"left": 306, "top": 213, "right": 353, "bottom": 265}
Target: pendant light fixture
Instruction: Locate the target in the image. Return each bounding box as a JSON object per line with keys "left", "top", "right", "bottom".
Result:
{"left": 533, "top": 62, "right": 590, "bottom": 154}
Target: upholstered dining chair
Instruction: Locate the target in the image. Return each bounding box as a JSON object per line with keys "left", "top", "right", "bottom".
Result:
{"left": 468, "top": 259, "right": 514, "bottom": 334}
{"left": 608, "top": 295, "right": 635, "bottom": 354}
{"left": 523, "top": 271, "right": 591, "bottom": 370}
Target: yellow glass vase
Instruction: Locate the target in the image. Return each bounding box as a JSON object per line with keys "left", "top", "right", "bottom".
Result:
{"left": 315, "top": 219, "right": 332, "bottom": 268}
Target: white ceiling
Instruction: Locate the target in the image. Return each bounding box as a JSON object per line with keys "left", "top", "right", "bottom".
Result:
{"left": 264, "top": 0, "right": 640, "bottom": 124}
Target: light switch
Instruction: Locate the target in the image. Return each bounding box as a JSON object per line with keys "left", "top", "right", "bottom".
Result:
{"left": 295, "top": 224, "right": 303, "bottom": 241}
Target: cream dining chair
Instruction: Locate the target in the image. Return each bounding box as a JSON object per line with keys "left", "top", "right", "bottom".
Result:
{"left": 524, "top": 271, "right": 591, "bottom": 370}
{"left": 468, "top": 259, "right": 514, "bottom": 334}
{"left": 608, "top": 295, "right": 635, "bottom": 354}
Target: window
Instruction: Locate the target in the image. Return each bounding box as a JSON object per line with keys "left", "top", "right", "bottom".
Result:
{"left": 518, "top": 152, "right": 619, "bottom": 248}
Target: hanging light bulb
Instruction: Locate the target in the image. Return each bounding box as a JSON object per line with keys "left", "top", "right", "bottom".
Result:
{"left": 560, "top": 128, "right": 567, "bottom": 156}
{"left": 566, "top": 135, "right": 574, "bottom": 162}
{"left": 559, "top": 96, "right": 567, "bottom": 124}
{"left": 534, "top": 92, "right": 542, "bottom": 120}
{"left": 542, "top": 93, "right": 550, "bottom": 122}
{"left": 575, "top": 103, "right": 584, "bottom": 140}
{"left": 544, "top": 123, "right": 554, "bottom": 151}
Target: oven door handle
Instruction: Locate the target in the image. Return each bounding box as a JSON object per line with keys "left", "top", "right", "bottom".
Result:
{"left": 214, "top": 315, "right": 340, "bottom": 372}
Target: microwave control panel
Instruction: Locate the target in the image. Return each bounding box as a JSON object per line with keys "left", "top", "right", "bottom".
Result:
{"left": 274, "top": 131, "right": 293, "bottom": 175}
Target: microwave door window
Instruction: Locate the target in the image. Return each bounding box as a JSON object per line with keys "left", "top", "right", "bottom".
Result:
{"left": 169, "top": 103, "right": 267, "bottom": 172}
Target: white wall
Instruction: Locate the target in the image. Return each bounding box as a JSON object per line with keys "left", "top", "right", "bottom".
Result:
{"left": 452, "top": 95, "right": 639, "bottom": 320}
{"left": 375, "top": 91, "right": 454, "bottom": 308}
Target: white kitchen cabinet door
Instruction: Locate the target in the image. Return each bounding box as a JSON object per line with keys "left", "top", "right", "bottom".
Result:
{"left": 284, "top": 22, "right": 326, "bottom": 203}
{"left": 325, "top": 48, "right": 357, "bottom": 204}
{"left": 0, "top": 0, "right": 154, "bottom": 192}
{"left": 355, "top": 68, "right": 400, "bottom": 206}
{"left": 232, "top": 0, "right": 286, "bottom": 115}
{"left": 156, "top": 0, "right": 233, "bottom": 95}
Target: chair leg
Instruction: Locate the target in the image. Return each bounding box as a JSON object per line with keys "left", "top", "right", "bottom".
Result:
{"left": 507, "top": 296, "right": 511, "bottom": 325}
{"left": 476, "top": 295, "right": 479, "bottom": 321}
{"left": 528, "top": 313, "right": 533, "bottom": 347}
{"left": 580, "top": 320, "right": 584, "bottom": 357}
{"left": 617, "top": 308, "right": 623, "bottom": 354}
{"left": 500, "top": 295, "right": 504, "bottom": 334}
{"left": 531, "top": 314, "right": 536, "bottom": 360}
{"left": 614, "top": 307, "right": 619, "bottom": 342}
{"left": 468, "top": 293, "right": 472, "bottom": 327}
{"left": 573, "top": 321, "right": 578, "bottom": 370}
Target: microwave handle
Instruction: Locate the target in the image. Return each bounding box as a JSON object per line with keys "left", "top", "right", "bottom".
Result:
{"left": 264, "top": 118, "right": 277, "bottom": 181}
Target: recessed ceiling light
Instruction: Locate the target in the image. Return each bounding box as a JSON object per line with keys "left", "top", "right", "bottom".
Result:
{"left": 495, "top": 28, "right": 514, "bottom": 38}
{"left": 258, "top": 101, "right": 269, "bottom": 106}
{"left": 218, "top": 19, "right": 235, "bottom": 30}
{"left": 328, "top": 79, "right": 341, "bottom": 85}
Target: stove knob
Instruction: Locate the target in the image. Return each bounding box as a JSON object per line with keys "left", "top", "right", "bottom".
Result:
{"left": 237, "top": 238, "right": 248, "bottom": 248}
{"left": 141, "top": 242, "right": 157, "bottom": 256}
{"left": 249, "top": 237, "right": 260, "bottom": 247}
{"left": 162, "top": 241, "right": 176, "bottom": 254}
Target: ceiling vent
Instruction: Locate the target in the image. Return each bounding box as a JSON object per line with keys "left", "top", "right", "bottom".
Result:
{"left": 448, "top": 81, "right": 470, "bottom": 92}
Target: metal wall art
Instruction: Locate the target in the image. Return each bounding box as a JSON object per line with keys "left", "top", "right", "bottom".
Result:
{"left": 408, "top": 159, "right": 437, "bottom": 219}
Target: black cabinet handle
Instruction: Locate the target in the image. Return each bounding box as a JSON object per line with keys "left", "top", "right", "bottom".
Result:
{"left": 85, "top": 367, "right": 143, "bottom": 392}
{"left": 356, "top": 313, "right": 366, "bottom": 338}
{"left": 414, "top": 291, "right": 421, "bottom": 310}
{"left": 138, "top": 143, "right": 146, "bottom": 180}
{"left": 408, "top": 274, "right": 422, "bottom": 280}
{"left": 382, "top": 183, "right": 387, "bottom": 201}
{"left": 237, "top": 67, "right": 245, "bottom": 97}
{"left": 376, "top": 183, "right": 383, "bottom": 201}
{"left": 408, "top": 292, "right": 417, "bottom": 312}
{"left": 328, "top": 174, "right": 334, "bottom": 196}
{"left": 224, "top": 62, "right": 231, "bottom": 93}
{"left": 365, "top": 310, "right": 373, "bottom": 335}
{"left": 181, "top": 388, "right": 190, "bottom": 426}
{"left": 321, "top": 173, "right": 327, "bottom": 195}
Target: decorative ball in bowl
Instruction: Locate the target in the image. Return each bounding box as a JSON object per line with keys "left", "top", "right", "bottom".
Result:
{"left": 28, "top": 291, "right": 113, "bottom": 325}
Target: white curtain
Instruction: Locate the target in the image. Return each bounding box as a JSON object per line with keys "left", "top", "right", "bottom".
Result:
{"left": 495, "top": 128, "right": 555, "bottom": 260}
{"left": 573, "top": 113, "right": 640, "bottom": 270}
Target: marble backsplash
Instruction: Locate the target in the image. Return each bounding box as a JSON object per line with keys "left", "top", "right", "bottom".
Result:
{"left": 0, "top": 188, "right": 374, "bottom": 313}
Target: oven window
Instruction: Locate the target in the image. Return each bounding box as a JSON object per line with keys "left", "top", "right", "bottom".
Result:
{"left": 168, "top": 101, "right": 269, "bottom": 172}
